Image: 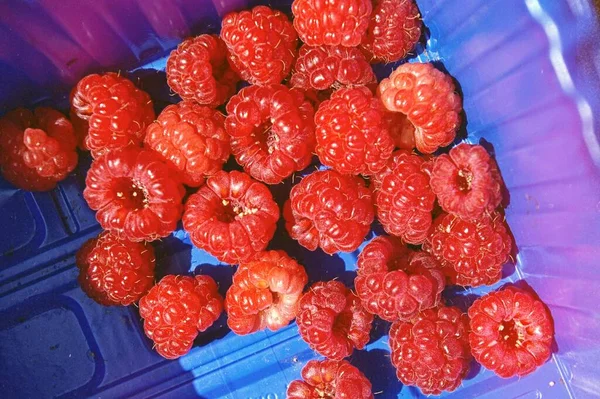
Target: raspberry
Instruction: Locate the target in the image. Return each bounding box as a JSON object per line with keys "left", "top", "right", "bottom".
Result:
{"left": 83, "top": 146, "right": 185, "bottom": 242}
{"left": 0, "top": 107, "right": 78, "bottom": 191}
{"left": 221, "top": 6, "right": 298, "bottom": 86}
{"left": 144, "top": 101, "right": 229, "bottom": 187}
{"left": 166, "top": 34, "right": 239, "bottom": 106}
{"left": 139, "top": 275, "right": 223, "bottom": 359}
{"left": 389, "top": 306, "right": 471, "bottom": 395}
{"left": 290, "top": 45, "right": 376, "bottom": 91}
{"left": 287, "top": 359, "right": 374, "bottom": 399}
{"left": 182, "top": 171, "right": 280, "bottom": 264}
{"left": 423, "top": 212, "right": 512, "bottom": 287}
{"left": 297, "top": 281, "right": 373, "bottom": 360}
{"left": 373, "top": 150, "right": 435, "bottom": 244}
{"left": 378, "top": 63, "right": 462, "bottom": 154}
{"left": 361, "top": 0, "right": 422, "bottom": 63}
{"left": 315, "top": 86, "right": 394, "bottom": 176}
{"left": 225, "top": 84, "right": 315, "bottom": 184}
{"left": 430, "top": 143, "right": 503, "bottom": 221}
{"left": 284, "top": 169, "right": 374, "bottom": 254}
{"left": 70, "top": 73, "right": 155, "bottom": 158}
{"left": 76, "top": 231, "right": 155, "bottom": 306}
{"left": 468, "top": 286, "right": 554, "bottom": 378}
{"left": 384, "top": 111, "right": 416, "bottom": 150}
{"left": 225, "top": 250, "right": 307, "bottom": 335}
{"left": 354, "top": 236, "right": 444, "bottom": 322}
{"left": 292, "top": 0, "right": 373, "bottom": 47}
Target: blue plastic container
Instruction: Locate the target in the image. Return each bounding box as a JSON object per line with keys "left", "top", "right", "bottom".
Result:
{"left": 1, "top": 0, "right": 600, "bottom": 398}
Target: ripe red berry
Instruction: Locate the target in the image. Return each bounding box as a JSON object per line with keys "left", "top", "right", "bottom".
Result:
{"left": 468, "top": 286, "right": 554, "bottom": 378}
{"left": 221, "top": 6, "right": 298, "bottom": 86}
{"left": 287, "top": 359, "right": 374, "bottom": 399}
{"left": 225, "top": 250, "right": 307, "bottom": 335}
{"left": 84, "top": 146, "right": 185, "bottom": 242}
{"left": 284, "top": 169, "right": 374, "bottom": 254}
{"left": 76, "top": 231, "right": 155, "bottom": 306}
{"left": 378, "top": 63, "right": 462, "bottom": 154}
{"left": 315, "top": 86, "right": 394, "bottom": 176}
{"left": 139, "top": 275, "right": 224, "bottom": 359}
{"left": 166, "top": 34, "right": 239, "bottom": 106}
{"left": 423, "top": 212, "right": 512, "bottom": 287}
{"left": 430, "top": 143, "right": 503, "bottom": 221}
{"left": 225, "top": 84, "right": 315, "bottom": 184}
{"left": 70, "top": 73, "right": 155, "bottom": 158}
{"left": 292, "top": 0, "right": 373, "bottom": 47}
{"left": 182, "top": 170, "right": 280, "bottom": 264}
{"left": 355, "top": 236, "right": 444, "bottom": 322}
{"left": 297, "top": 280, "right": 373, "bottom": 360}
{"left": 144, "top": 101, "right": 230, "bottom": 187}
{"left": 389, "top": 306, "right": 471, "bottom": 395}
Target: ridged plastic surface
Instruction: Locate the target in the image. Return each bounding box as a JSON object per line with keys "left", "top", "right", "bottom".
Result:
{"left": 1, "top": 0, "right": 599, "bottom": 398}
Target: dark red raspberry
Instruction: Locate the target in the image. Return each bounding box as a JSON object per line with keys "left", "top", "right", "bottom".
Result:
{"left": 292, "top": 0, "right": 373, "bottom": 47}
{"left": 287, "top": 359, "right": 374, "bottom": 399}
{"left": 389, "top": 306, "right": 471, "bottom": 395}
{"left": 284, "top": 169, "right": 374, "bottom": 254}
{"left": 225, "top": 84, "right": 315, "bottom": 184}
{"left": 70, "top": 73, "right": 155, "bottom": 158}
{"left": 315, "top": 86, "right": 394, "bottom": 176}
{"left": 166, "top": 34, "right": 239, "bottom": 106}
{"left": 423, "top": 212, "right": 512, "bottom": 287}
{"left": 76, "top": 231, "right": 155, "bottom": 306}
{"left": 430, "top": 143, "right": 503, "bottom": 221}
{"left": 291, "top": 45, "right": 376, "bottom": 91}
{"left": 182, "top": 171, "right": 280, "bottom": 264}
{"left": 225, "top": 250, "right": 307, "bottom": 335}
{"left": 469, "top": 286, "right": 554, "bottom": 378}
{"left": 139, "top": 275, "right": 223, "bottom": 359}
{"left": 355, "top": 236, "right": 444, "bottom": 322}
{"left": 0, "top": 107, "right": 78, "bottom": 191}
{"left": 378, "top": 63, "right": 462, "bottom": 154}
{"left": 84, "top": 146, "right": 185, "bottom": 242}
{"left": 144, "top": 101, "right": 229, "bottom": 187}
{"left": 373, "top": 150, "right": 435, "bottom": 244}
{"left": 361, "top": 0, "right": 422, "bottom": 63}
{"left": 221, "top": 6, "right": 298, "bottom": 86}
{"left": 297, "top": 281, "right": 373, "bottom": 360}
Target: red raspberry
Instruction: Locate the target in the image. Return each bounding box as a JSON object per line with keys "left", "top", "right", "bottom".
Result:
{"left": 292, "top": 0, "right": 373, "bottom": 47}
{"left": 468, "top": 286, "right": 554, "bottom": 378}
{"left": 297, "top": 281, "right": 373, "bottom": 360}
{"left": 221, "top": 6, "right": 298, "bottom": 86}
{"left": 355, "top": 236, "right": 444, "bottom": 322}
{"left": 287, "top": 359, "right": 374, "bottom": 399}
{"left": 84, "top": 147, "right": 185, "bottom": 242}
{"left": 284, "top": 169, "right": 374, "bottom": 254}
{"left": 373, "top": 151, "right": 435, "bottom": 244}
{"left": 423, "top": 212, "right": 512, "bottom": 287}
{"left": 225, "top": 250, "right": 307, "bottom": 335}
{"left": 166, "top": 34, "right": 239, "bottom": 106}
{"left": 361, "top": 0, "right": 422, "bottom": 63}
{"left": 182, "top": 171, "right": 280, "bottom": 264}
{"left": 384, "top": 111, "right": 417, "bottom": 150}
{"left": 389, "top": 306, "right": 471, "bottom": 395}
{"left": 144, "top": 101, "right": 229, "bottom": 187}
{"left": 0, "top": 108, "right": 78, "bottom": 191}
{"left": 378, "top": 63, "right": 462, "bottom": 154}
{"left": 70, "top": 73, "right": 155, "bottom": 158}
{"left": 225, "top": 84, "right": 315, "bottom": 184}
{"left": 76, "top": 231, "right": 155, "bottom": 306}
{"left": 290, "top": 45, "right": 376, "bottom": 91}
{"left": 430, "top": 143, "right": 503, "bottom": 221}
{"left": 315, "top": 86, "right": 394, "bottom": 176}
{"left": 139, "top": 275, "right": 224, "bottom": 359}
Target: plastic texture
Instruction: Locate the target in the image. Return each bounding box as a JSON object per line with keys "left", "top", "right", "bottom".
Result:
{"left": 1, "top": 0, "right": 600, "bottom": 398}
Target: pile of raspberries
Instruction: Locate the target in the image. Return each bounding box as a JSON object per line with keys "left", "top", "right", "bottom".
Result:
{"left": 0, "top": 1, "right": 555, "bottom": 397}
